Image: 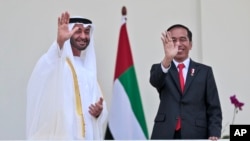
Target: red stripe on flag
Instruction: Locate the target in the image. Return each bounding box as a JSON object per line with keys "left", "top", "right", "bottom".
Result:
{"left": 114, "top": 23, "right": 133, "bottom": 80}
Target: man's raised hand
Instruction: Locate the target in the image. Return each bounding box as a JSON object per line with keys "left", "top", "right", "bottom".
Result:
{"left": 57, "top": 11, "right": 79, "bottom": 48}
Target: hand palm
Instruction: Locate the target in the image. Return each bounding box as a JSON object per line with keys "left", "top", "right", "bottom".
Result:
{"left": 57, "top": 11, "right": 76, "bottom": 48}
{"left": 164, "top": 42, "right": 178, "bottom": 58}
{"left": 161, "top": 31, "right": 178, "bottom": 59}
{"left": 58, "top": 23, "right": 72, "bottom": 42}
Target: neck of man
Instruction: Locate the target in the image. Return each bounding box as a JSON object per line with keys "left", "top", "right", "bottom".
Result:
{"left": 71, "top": 46, "right": 81, "bottom": 56}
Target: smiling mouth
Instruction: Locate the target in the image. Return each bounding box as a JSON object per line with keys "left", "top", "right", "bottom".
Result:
{"left": 178, "top": 48, "right": 184, "bottom": 52}
{"left": 78, "top": 41, "right": 87, "bottom": 45}
{"left": 79, "top": 43, "right": 86, "bottom": 46}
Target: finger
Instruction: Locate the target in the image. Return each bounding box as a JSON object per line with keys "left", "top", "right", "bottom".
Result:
{"left": 59, "top": 13, "right": 64, "bottom": 25}
{"left": 95, "top": 104, "right": 103, "bottom": 112}
{"left": 166, "top": 32, "right": 172, "bottom": 42}
{"left": 89, "top": 109, "right": 94, "bottom": 114}
{"left": 161, "top": 32, "right": 166, "bottom": 43}
{"left": 65, "top": 11, "right": 70, "bottom": 24}
{"left": 91, "top": 103, "right": 101, "bottom": 112}
{"left": 98, "top": 97, "right": 103, "bottom": 105}
{"left": 208, "top": 136, "right": 218, "bottom": 141}
{"left": 89, "top": 109, "right": 96, "bottom": 117}
{"left": 161, "top": 32, "right": 166, "bottom": 37}
{"left": 162, "top": 32, "right": 166, "bottom": 38}
{"left": 164, "top": 30, "right": 168, "bottom": 39}
{"left": 58, "top": 17, "right": 61, "bottom": 26}
{"left": 89, "top": 105, "right": 100, "bottom": 117}
{"left": 92, "top": 106, "right": 101, "bottom": 117}
{"left": 95, "top": 100, "right": 103, "bottom": 108}
{"left": 70, "top": 26, "right": 79, "bottom": 35}
{"left": 60, "top": 12, "right": 65, "bottom": 25}
{"left": 89, "top": 104, "right": 95, "bottom": 111}
{"left": 161, "top": 36, "right": 165, "bottom": 45}
{"left": 89, "top": 105, "right": 97, "bottom": 113}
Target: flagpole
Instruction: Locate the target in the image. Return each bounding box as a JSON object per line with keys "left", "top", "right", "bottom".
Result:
{"left": 122, "top": 6, "right": 127, "bottom": 22}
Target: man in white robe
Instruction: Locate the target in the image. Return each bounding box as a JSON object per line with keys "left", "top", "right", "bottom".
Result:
{"left": 26, "top": 11, "right": 108, "bottom": 140}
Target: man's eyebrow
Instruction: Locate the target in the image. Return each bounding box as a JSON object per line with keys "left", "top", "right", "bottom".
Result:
{"left": 85, "top": 26, "right": 91, "bottom": 29}
{"left": 172, "top": 36, "right": 187, "bottom": 38}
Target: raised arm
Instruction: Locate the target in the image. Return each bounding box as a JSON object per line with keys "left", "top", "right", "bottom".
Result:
{"left": 161, "top": 31, "right": 178, "bottom": 68}
{"left": 57, "top": 11, "right": 79, "bottom": 49}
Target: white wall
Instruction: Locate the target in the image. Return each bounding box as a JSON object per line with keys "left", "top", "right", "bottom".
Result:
{"left": 0, "top": 0, "right": 249, "bottom": 139}
{"left": 200, "top": 0, "right": 250, "bottom": 136}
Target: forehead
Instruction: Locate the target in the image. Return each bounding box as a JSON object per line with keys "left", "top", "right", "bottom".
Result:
{"left": 73, "top": 24, "right": 91, "bottom": 30}
{"left": 169, "top": 27, "right": 188, "bottom": 37}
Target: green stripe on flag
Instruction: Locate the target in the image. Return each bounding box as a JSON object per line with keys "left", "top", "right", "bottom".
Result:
{"left": 119, "top": 66, "right": 149, "bottom": 138}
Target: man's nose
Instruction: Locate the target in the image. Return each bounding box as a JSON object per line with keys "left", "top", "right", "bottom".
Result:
{"left": 80, "top": 32, "right": 86, "bottom": 38}
{"left": 174, "top": 40, "right": 181, "bottom": 46}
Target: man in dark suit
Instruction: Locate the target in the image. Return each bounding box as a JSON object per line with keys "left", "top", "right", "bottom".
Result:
{"left": 150, "top": 24, "right": 222, "bottom": 140}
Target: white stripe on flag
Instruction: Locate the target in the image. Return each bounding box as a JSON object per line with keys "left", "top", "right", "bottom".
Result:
{"left": 108, "top": 79, "right": 146, "bottom": 139}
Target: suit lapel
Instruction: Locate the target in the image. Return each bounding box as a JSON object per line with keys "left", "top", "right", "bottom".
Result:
{"left": 183, "top": 60, "right": 200, "bottom": 95}
{"left": 169, "top": 60, "right": 201, "bottom": 96}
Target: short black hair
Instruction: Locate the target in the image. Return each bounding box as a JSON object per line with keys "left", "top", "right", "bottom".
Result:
{"left": 167, "top": 24, "right": 192, "bottom": 41}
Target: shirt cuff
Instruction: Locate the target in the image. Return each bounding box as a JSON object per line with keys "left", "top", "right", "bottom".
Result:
{"left": 161, "top": 62, "right": 171, "bottom": 73}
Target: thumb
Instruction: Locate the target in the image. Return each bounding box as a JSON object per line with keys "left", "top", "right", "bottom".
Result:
{"left": 98, "top": 97, "right": 103, "bottom": 105}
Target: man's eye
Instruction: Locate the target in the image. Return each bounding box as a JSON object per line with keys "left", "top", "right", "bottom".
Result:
{"left": 85, "top": 30, "right": 90, "bottom": 34}
{"left": 76, "top": 30, "right": 83, "bottom": 33}
{"left": 180, "top": 37, "right": 187, "bottom": 41}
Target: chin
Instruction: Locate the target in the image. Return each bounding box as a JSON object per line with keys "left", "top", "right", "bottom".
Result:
{"left": 79, "top": 47, "right": 87, "bottom": 51}
{"left": 73, "top": 45, "right": 87, "bottom": 51}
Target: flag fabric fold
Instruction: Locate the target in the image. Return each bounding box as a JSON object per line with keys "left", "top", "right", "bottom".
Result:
{"left": 105, "top": 15, "right": 148, "bottom": 140}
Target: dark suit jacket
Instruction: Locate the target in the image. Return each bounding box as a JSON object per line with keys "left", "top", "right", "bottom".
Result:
{"left": 150, "top": 59, "right": 222, "bottom": 139}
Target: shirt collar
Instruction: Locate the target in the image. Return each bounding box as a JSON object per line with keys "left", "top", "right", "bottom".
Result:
{"left": 173, "top": 58, "right": 190, "bottom": 69}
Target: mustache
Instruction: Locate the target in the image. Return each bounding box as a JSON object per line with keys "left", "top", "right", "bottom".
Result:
{"left": 76, "top": 37, "right": 89, "bottom": 42}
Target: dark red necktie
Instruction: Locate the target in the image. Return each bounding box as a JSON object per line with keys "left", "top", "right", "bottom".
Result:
{"left": 176, "top": 63, "right": 185, "bottom": 131}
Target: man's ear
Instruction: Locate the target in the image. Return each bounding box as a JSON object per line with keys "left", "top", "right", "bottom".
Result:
{"left": 189, "top": 42, "right": 192, "bottom": 50}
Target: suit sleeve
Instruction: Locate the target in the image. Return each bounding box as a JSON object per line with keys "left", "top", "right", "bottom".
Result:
{"left": 205, "top": 67, "right": 222, "bottom": 137}
{"left": 149, "top": 63, "right": 167, "bottom": 91}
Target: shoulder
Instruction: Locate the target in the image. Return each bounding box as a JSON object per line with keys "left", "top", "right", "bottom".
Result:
{"left": 191, "top": 60, "right": 213, "bottom": 69}
{"left": 151, "top": 63, "right": 161, "bottom": 68}
{"left": 150, "top": 63, "right": 162, "bottom": 71}
{"left": 190, "top": 60, "right": 214, "bottom": 74}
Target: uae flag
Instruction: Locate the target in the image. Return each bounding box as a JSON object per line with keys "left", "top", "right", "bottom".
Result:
{"left": 105, "top": 7, "right": 148, "bottom": 140}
